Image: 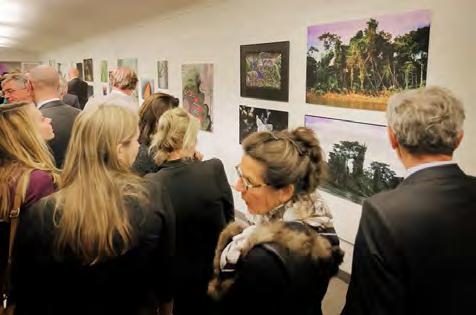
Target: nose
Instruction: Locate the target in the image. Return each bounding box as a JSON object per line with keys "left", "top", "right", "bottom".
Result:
{"left": 234, "top": 178, "right": 246, "bottom": 192}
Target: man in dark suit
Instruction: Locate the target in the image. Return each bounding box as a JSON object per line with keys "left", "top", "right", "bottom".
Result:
{"left": 59, "top": 75, "right": 80, "bottom": 109}
{"left": 67, "top": 67, "right": 88, "bottom": 109}
{"left": 30, "top": 65, "right": 80, "bottom": 168}
{"left": 342, "top": 86, "right": 476, "bottom": 315}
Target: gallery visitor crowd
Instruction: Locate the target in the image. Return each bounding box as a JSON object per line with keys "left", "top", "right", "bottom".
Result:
{"left": 0, "top": 65, "right": 474, "bottom": 315}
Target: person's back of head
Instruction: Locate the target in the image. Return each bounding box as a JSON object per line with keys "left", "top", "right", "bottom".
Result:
{"left": 150, "top": 107, "right": 200, "bottom": 165}
{"left": 242, "top": 127, "right": 326, "bottom": 200}
{"left": 110, "top": 67, "right": 138, "bottom": 93}
{"left": 68, "top": 67, "right": 79, "bottom": 80}
{"left": 138, "top": 93, "right": 179, "bottom": 146}
{"left": 29, "top": 65, "right": 60, "bottom": 102}
{"left": 55, "top": 104, "right": 145, "bottom": 264}
{"left": 0, "top": 102, "right": 57, "bottom": 220}
{"left": 387, "top": 86, "right": 465, "bottom": 157}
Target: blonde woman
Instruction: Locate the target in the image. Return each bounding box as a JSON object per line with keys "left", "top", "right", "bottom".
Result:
{"left": 0, "top": 101, "right": 58, "bottom": 309}
{"left": 12, "top": 105, "right": 175, "bottom": 315}
{"left": 147, "top": 107, "right": 234, "bottom": 315}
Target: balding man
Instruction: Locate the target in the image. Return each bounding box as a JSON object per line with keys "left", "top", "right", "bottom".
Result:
{"left": 342, "top": 86, "right": 476, "bottom": 315}
{"left": 30, "top": 65, "right": 80, "bottom": 167}
{"left": 67, "top": 67, "right": 89, "bottom": 109}
{"left": 83, "top": 67, "right": 138, "bottom": 112}
{"left": 1, "top": 73, "right": 33, "bottom": 103}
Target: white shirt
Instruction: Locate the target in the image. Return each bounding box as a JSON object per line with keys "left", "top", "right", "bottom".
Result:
{"left": 37, "top": 98, "right": 60, "bottom": 109}
{"left": 83, "top": 89, "right": 138, "bottom": 112}
{"left": 406, "top": 161, "right": 457, "bottom": 178}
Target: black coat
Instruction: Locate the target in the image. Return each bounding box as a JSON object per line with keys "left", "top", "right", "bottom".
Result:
{"left": 209, "top": 221, "right": 343, "bottom": 315}
{"left": 12, "top": 180, "right": 175, "bottom": 315}
{"left": 67, "top": 78, "right": 89, "bottom": 109}
{"left": 40, "top": 100, "right": 80, "bottom": 168}
{"left": 146, "top": 158, "right": 234, "bottom": 315}
{"left": 62, "top": 93, "right": 80, "bottom": 109}
{"left": 342, "top": 164, "right": 476, "bottom": 315}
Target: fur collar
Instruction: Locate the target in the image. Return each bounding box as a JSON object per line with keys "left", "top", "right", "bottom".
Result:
{"left": 208, "top": 220, "right": 342, "bottom": 300}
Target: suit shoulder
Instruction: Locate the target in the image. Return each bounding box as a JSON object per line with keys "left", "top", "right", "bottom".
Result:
{"left": 201, "top": 158, "right": 225, "bottom": 170}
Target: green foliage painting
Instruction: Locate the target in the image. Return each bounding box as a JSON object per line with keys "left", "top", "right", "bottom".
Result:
{"left": 245, "top": 52, "right": 282, "bottom": 89}
{"left": 306, "top": 10, "right": 431, "bottom": 111}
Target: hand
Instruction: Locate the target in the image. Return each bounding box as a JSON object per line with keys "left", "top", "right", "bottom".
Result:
{"left": 193, "top": 150, "right": 204, "bottom": 161}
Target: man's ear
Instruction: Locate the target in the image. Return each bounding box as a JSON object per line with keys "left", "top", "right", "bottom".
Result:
{"left": 387, "top": 127, "right": 399, "bottom": 150}
{"left": 454, "top": 131, "right": 464, "bottom": 149}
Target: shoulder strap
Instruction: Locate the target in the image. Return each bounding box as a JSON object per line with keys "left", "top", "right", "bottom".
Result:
{"left": 2, "top": 174, "right": 25, "bottom": 305}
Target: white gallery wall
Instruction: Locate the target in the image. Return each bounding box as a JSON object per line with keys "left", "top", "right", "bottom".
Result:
{"left": 41, "top": 0, "right": 475, "bottom": 273}
{"left": 0, "top": 48, "right": 38, "bottom": 62}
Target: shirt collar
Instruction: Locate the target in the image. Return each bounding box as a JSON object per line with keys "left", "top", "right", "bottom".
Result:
{"left": 37, "top": 98, "right": 60, "bottom": 109}
{"left": 405, "top": 160, "right": 457, "bottom": 178}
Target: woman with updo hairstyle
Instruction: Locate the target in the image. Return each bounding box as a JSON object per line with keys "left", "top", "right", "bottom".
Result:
{"left": 133, "top": 92, "right": 179, "bottom": 176}
{"left": 147, "top": 107, "right": 234, "bottom": 315}
{"left": 208, "top": 127, "right": 343, "bottom": 315}
{"left": 12, "top": 105, "right": 175, "bottom": 315}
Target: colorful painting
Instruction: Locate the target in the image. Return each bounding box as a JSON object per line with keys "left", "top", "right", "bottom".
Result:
{"left": 0, "top": 62, "right": 21, "bottom": 75}
{"left": 21, "top": 62, "right": 40, "bottom": 73}
{"left": 57, "top": 63, "right": 63, "bottom": 77}
{"left": 76, "top": 63, "right": 84, "bottom": 80}
{"left": 306, "top": 10, "right": 431, "bottom": 110}
{"left": 182, "top": 64, "right": 214, "bottom": 132}
{"left": 141, "top": 79, "right": 154, "bottom": 100}
{"left": 240, "top": 41, "right": 289, "bottom": 101}
{"left": 100, "top": 60, "right": 108, "bottom": 83}
{"left": 157, "top": 60, "right": 168, "bottom": 89}
{"left": 87, "top": 85, "right": 94, "bottom": 98}
{"left": 239, "top": 105, "right": 288, "bottom": 143}
{"left": 117, "top": 58, "right": 138, "bottom": 72}
{"left": 304, "top": 115, "right": 404, "bottom": 205}
{"left": 83, "top": 58, "right": 94, "bottom": 82}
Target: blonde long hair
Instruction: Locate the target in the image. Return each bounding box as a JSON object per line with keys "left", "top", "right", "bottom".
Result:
{"left": 54, "top": 104, "right": 146, "bottom": 264}
{"left": 0, "top": 102, "right": 58, "bottom": 221}
{"left": 150, "top": 107, "right": 199, "bottom": 165}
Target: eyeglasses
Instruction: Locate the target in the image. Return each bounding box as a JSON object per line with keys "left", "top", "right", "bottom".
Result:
{"left": 234, "top": 165, "right": 266, "bottom": 191}
{"left": 1, "top": 87, "right": 27, "bottom": 96}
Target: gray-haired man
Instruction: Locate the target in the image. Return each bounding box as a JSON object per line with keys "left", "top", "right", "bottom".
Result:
{"left": 342, "top": 86, "right": 476, "bottom": 315}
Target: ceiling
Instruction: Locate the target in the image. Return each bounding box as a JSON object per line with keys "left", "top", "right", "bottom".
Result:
{"left": 0, "top": 0, "right": 211, "bottom": 54}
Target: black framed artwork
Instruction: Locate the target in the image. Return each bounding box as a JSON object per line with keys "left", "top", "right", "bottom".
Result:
{"left": 240, "top": 41, "right": 289, "bottom": 102}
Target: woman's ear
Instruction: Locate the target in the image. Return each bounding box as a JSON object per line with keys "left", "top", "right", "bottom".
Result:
{"left": 279, "top": 184, "right": 295, "bottom": 204}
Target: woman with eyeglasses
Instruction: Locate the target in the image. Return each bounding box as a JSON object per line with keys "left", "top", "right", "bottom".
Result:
{"left": 146, "top": 107, "right": 234, "bottom": 315}
{"left": 12, "top": 105, "right": 175, "bottom": 315}
{"left": 208, "top": 127, "right": 343, "bottom": 315}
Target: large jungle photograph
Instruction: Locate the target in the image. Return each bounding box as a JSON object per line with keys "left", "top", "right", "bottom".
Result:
{"left": 306, "top": 10, "right": 431, "bottom": 110}
{"left": 305, "top": 115, "right": 404, "bottom": 204}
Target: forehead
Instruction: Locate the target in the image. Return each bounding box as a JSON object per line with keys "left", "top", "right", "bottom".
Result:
{"left": 3, "top": 79, "right": 24, "bottom": 89}
{"left": 240, "top": 154, "right": 266, "bottom": 182}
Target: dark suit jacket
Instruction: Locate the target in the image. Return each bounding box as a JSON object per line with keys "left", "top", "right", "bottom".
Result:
{"left": 62, "top": 93, "right": 80, "bottom": 109}
{"left": 146, "top": 158, "right": 234, "bottom": 315}
{"left": 342, "top": 164, "right": 476, "bottom": 315}
{"left": 67, "top": 77, "right": 89, "bottom": 109}
{"left": 40, "top": 100, "right": 80, "bottom": 168}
